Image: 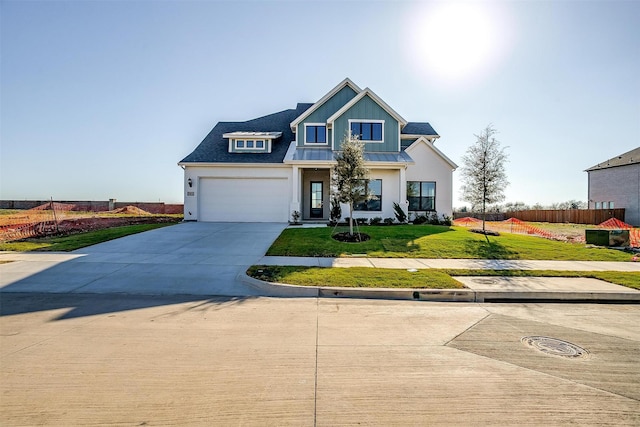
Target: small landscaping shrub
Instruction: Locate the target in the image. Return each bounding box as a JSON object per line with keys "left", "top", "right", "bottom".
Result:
{"left": 355, "top": 217, "right": 368, "bottom": 225}
{"left": 413, "top": 214, "right": 428, "bottom": 225}
{"left": 330, "top": 198, "right": 342, "bottom": 224}
{"left": 393, "top": 202, "right": 407, "bottom": 223}
{"left": 370, "top": 217, "right": 382, "bottom": 225}
{"left": 428, "top": 212, "right": 440, "bottom": 225}
{"left": 383, "top": 217, "right": 395, "bottom": 225}
{"left": 441, "top": 214, "right": 452, "bottom": 226}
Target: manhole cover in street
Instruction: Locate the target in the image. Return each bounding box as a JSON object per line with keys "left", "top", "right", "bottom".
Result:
{"left": 473, "top": 278, "right": 498, "bottom": 284}
{"left": 521, "top": 336, "right": 589, "bottom": 359}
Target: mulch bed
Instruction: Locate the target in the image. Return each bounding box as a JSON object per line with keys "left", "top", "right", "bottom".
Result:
{"left": 332, "top": 232, "right": 371, "bottom": 242}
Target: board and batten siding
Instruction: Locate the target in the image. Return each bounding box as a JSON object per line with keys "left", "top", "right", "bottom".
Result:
{"left": 332, "top": 94, "right": 399, "bottom": 152}
{"left": 297, "top": 85, "right": 358, "bottom": 147}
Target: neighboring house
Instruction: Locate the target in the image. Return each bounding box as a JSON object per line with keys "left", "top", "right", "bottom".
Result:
{"left": 585, "top": 146, "right": 640, "bottom": 226}
{"left": 179, "top": 78, "right": 458, "bottom": 222}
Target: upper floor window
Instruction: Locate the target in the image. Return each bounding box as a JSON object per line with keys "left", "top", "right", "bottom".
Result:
{"left": 355, "top": 179, "right": 382, "bottom": 211}
{"left": 350, "top": 120, "right": 383, "bottom": 142}
{"left": 305, "top": 124, "right": 327, "bottom": 144}
{"left": 407, "top": 181, "right": 436, "bottom": 211}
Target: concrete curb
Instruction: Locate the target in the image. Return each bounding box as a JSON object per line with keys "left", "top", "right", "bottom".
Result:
{"left": 238, "top": 274, "right": 640, "bottom": 303}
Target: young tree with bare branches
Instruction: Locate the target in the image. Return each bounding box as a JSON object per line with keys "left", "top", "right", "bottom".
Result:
{"left": 460, "top": 125, "right": 509, "bottom": 232}
{"left": 331, "top": 132, "right": 369, "bottom": 237}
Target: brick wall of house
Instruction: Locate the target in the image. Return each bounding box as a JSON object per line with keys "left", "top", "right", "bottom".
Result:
{"left": 588, "top": 163, "right": 640, "bottom": 225}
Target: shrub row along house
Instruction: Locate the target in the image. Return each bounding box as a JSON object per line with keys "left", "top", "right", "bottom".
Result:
{"left": 179, "top": 78, "right": 457, "bottom": 223}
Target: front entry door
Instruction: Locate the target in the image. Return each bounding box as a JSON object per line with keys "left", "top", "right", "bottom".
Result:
{"left": 310, "top": 182, "right": 323, "bottom": 218}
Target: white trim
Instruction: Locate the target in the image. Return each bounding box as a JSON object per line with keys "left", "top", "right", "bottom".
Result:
{"left": 401, "top": 134, "right": 440, "bottom": 140}
{"left": 179, "top": 162, "right": 291, "bottom": 168}
{"left": 233, "top": 139, "right": 268, "bottom": 151}
{"left": 348, "top": 119, "right": 385, "bottom": 143}
{"left": 303, "top": 123, "right": 329, "bottom": 146}
{"left": 223, "top": 131, "right": 282, "bottom": 139}
{"left": 405, "top": 136, "right": 458, "bottom": 170}
{"left": 326, "top": 88, "right": 408, "bottom": 127}
{"left": 290, "top": 78, "right": 362, "bottom": 131}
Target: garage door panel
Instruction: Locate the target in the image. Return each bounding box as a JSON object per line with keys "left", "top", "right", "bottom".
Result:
{"left": 199, "top": 178, "right": 289, "bottom": 222}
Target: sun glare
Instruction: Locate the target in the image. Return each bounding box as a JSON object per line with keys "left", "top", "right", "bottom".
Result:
{"left": 405, "top": 2, "right": 513, "bottom": 89}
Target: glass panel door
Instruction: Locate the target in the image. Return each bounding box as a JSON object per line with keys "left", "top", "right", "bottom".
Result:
{"left": 310, "top": 182, "right": 323, "bottom": 218}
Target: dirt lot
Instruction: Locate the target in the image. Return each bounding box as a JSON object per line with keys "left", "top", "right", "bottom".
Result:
{"left": 0, "top": 206, "right": 182, "bottom": 242}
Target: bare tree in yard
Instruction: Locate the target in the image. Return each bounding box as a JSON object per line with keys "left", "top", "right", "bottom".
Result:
{"left": 332, "top": 132, "right": 370, "bottom": 237}
{"left": 460, "top": 125, "right": 509, "bottom": 233}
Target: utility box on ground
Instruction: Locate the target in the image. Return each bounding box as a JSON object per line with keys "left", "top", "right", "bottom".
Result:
{"left": 585, "top": 229, "right": 630, "bottom": 247}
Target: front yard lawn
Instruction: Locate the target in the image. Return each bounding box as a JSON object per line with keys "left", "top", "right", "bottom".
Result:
{"left": 247, "top": 266, "right": 640, "bottom": 290}
{"left": 248, "top": 266, "right": 463, "bottom": 288}
{"left": 267, "top": 225, "right": 633, "bottom": 261}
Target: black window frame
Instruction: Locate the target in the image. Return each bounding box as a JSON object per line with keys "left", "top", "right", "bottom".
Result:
{"left": 305, "top": 125, "right": 327, "bottom": 144}
{"left": 354, "top": 179, "right": 382, "bottom": 212}
{"left": 350, "top": 121, "right": 383, "bottom": 142}
{"left": 407, "top": 181, "right": 436, "bottom": 211}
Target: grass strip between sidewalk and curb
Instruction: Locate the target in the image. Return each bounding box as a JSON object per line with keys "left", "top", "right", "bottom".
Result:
{"left": 267, "top": 225, "right": 634, "bottom": 261}
{"left": 247, "top": 266, "right": 640, "bottom": 290}
{"left": 0, "top": 223, "right": 175, "bottom": 252}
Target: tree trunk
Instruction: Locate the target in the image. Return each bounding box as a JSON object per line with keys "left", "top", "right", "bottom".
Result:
{"left": 349, "top": 202, "right": 354, "bottom": 236}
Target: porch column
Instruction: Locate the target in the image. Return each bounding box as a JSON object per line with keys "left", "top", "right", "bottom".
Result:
{"left": 399, "top": 166, "right": 409, "bottom": 213}
{"left": 290, "top": 165, "right": 301, "bottom": 214}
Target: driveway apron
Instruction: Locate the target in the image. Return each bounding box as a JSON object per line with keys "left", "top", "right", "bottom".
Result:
{"left": 0, "top": 222, "right": 288, "bottom": 297}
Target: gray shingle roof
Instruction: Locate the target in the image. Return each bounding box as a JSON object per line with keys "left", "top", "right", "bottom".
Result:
{"left": 180, "top": 104, "right": 437, "bottom": 164}
{"left": 586, "top": 147, "right": 640, "bottom": 171}
{"left": 402, "top": 122, "right": 438, "bottom": 136}
{"left": 180, "top": 103, "right": 313, "bottom": 164}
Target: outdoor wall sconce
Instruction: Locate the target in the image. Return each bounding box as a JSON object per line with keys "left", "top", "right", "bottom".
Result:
{"left": 187, "top": 178, "right": 193, "bottom": 187}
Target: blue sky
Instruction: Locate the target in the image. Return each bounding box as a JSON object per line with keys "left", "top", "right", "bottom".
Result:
{"left": 2, "top": 0, "right": 638, "bottom": 207}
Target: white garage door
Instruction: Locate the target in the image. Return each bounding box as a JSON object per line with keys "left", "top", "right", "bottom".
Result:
{"left": 199, "top": 177, "right": 289, "bottom": 222}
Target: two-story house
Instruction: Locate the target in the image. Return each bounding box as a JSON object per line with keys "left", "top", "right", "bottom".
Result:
{"left": 179, "top": 78, "right": 457, "bottom": 222}
{"left": 586, "top": 146, "right": 640, "bottom": 226}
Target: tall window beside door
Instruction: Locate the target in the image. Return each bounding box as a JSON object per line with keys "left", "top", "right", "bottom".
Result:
{"left": 407, "top": 181, "right": 436, "bottom": 211}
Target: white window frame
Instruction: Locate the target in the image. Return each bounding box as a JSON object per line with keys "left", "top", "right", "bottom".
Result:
{"left": 304, "top": 123, "right": 328, "bottom": 145}
{"left": 234, "top": 139, "right": 266, "bottom": 151}
{"left": 348, "top": 119, "right": 384, "bottom": 143}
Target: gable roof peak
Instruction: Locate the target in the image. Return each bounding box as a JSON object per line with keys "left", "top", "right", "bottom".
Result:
{"left": 290, "top": 78, "right": 362, "bottom": 130}
{"left": 326, "top": 86, "right": 408, "bottom": 127}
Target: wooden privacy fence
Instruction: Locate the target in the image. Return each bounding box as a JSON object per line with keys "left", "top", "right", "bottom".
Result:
{"left": 505, "top": 209, "right": 625, "bottom": 225}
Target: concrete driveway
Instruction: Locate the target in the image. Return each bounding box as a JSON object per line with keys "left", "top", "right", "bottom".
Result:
{"left": 0, "top": 222, "right": 287, "bottom": 296}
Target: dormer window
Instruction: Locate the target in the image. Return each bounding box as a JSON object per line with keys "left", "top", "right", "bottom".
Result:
{"left": 223, "top": 131, "right": 281, "bottom": 153}
{"left": 235, "top": 139, "right": 265, "bottom": 150}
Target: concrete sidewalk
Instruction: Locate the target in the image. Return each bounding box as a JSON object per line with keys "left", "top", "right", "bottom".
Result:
{"left": 258, "top": 255, "right": 640, "bottom": 271}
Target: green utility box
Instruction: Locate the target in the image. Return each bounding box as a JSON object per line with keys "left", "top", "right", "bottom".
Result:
{"left": 585, "top": 229, "right": 630, "bottom": 247}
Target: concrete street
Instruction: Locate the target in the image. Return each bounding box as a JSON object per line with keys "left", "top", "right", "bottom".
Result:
{"left": 1, "top": 294, "right": 639, "bottom": 425}
{"left": 1, "top": 222, "right": 639, "bottom": 425}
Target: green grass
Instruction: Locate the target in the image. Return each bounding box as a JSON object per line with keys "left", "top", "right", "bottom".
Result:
{"left": 247, "top": 266, "right": 640, "bottom": 290}
{"left": 267, "top": 225, "right": 632, "bottom": 261}
{"left": 247, "top": 265, "right": 463, "bottom": 289}
{"left": 0, "top": 223, "right": 175, "bottom": 252}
